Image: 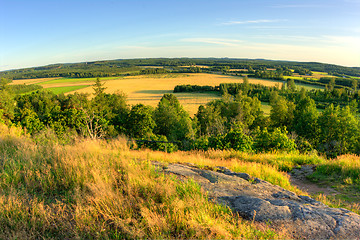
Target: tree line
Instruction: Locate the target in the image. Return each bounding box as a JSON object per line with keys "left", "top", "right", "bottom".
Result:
{"left": 2, "top": 58, "right": 359, "bottom": 80}
{"left": 0, "top": 78, "right": 359, "bottom": 157}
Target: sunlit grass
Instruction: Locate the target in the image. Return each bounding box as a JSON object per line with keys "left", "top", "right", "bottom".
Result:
{"left": 310, "top": 154, "right": 360, "bottom": 182}
{"left": 127, "top": 148, "right": 312, "bottom": 195}
{"left": 0, "top": 125, "right": 283, "bottom": 239}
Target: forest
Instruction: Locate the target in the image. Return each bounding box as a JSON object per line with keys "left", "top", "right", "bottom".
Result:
{"left": 1, "top": 58, "right": 360, "bottom": 80}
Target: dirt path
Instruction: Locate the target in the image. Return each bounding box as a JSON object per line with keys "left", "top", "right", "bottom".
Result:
{"left": 288, "top": 165, "right": 339, "bottom": 196}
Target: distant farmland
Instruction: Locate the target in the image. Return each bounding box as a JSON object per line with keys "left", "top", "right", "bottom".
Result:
{"left": 12, "top": 73, "right": 324, "bottom": 115}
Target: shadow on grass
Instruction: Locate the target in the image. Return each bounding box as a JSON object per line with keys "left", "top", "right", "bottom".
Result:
{"left": 135, "top": 90, "right": 173, "bottom": 94}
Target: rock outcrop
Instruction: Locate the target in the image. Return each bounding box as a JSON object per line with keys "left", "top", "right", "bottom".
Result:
{"left": 155, "top": 163, "right": 360, "bottom": 239}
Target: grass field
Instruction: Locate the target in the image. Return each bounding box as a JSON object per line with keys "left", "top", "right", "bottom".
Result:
{"left": 47, "top": 85, "right": 91, "bottom": 95}
{"left": 261, "top": 102, "right": 271, "bottom": 116}
{"left": 296, "top": 83, "right": 324, "bottom": 91}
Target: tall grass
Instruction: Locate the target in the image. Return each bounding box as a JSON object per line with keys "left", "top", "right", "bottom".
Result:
{"left": 311, "top": 154, "right": 360, "bottom": 183}
{"left": 199, "top": 150, "right": 325, "bottom": 171}
{"left": 127, "top": 149, "right": 306, "bottom": 194}
{"left": 0, "top": 125, "right": 283, "bottom": 239}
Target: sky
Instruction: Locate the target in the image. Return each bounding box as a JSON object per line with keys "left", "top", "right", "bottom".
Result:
{"left": 0, "top": 0, "right": 359, "bottom": 71}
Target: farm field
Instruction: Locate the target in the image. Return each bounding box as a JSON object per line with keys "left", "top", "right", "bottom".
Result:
{"left": 74, "top": 73, "right": 244, "bottom": 114}
{"left": 12, "top": 73, "right": 324, "bottom": 115}
{"left": 47, "top": 85, "right": 91, "bottom": 95}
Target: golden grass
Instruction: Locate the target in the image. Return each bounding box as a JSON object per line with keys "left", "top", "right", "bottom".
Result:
{"left": 125, "top": 148, "right": 306, "bottom": 195}
{"left": 0, "top": 125, "right": 285, "bottom": 239}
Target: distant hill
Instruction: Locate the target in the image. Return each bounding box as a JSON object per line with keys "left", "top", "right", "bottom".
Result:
{"left": 1, "top": 58, "right": 359, "bottom": 80}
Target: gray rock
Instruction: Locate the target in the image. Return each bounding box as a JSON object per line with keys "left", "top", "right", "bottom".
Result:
{"left": 158, "top": 163, "right": 360, "bottom": 239}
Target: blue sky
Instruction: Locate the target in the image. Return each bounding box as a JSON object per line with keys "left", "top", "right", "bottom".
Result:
{"left": 1, "top": 0, "right": 359, "bottom": 71}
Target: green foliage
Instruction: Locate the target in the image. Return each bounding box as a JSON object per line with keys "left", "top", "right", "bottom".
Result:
{"left": 127, "top": 104, "right": 155, "bottom": 138}
{"left": 270, "top": 93, "right": 295, "bottom": 128}
{"left": 136, "top": 134, "right": 178, "bottom": 152}
{"left": 17, "top": 108, "right": 45, "bottom": 135}
{"left": 8, "top": 84, "right": 43, "bottom": 94}
{"left": 92, "top": 77, "right": 106, "bottom": 96}
{"left": 253, "top": 127, "right": 297, "bottom": 153}
{"left": 154, "top": 94, "right": 194, "bottom": 142}
{"left": 0, "top": 87, "right": 15, "bottom": 123}
{"left": 208, "top": 128, "right": 253, "bottom": 152}
{"left": 293, "top": 96, "right": 319, "bottom": 142}
{"left": 318, "top": 105, "right": 360, "bottom": 157}
{"left": 173, "top": 84, "right": 217, "bottom": 93}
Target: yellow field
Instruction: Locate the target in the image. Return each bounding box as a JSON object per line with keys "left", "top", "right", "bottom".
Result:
{"left": 14, "top": 73, "right": 283, "bottom": 115}
{"left": 71, "top": 73, "right": 237, "bottom": 114}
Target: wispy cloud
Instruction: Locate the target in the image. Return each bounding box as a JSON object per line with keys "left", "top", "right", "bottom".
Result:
{"left": 271, "top": 4, "right": 323, "bottom": 8}
{"left": 323, "top": 35, "right": 360, "bottom": 48}
{"left": 180, "top": 38, "right": 242, "bottom": 47}
{"left": 221, "top": 19, "right": 286, "bottom": 25}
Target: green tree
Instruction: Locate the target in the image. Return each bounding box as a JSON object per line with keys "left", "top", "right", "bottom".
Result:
{"left": 154, "top": 94, "right": 194, "bottom": 141}
{"left": 93, "top": 77, "right": 106, "bottom": 96}
{"left": 253, "top": 127, "right": 296, "bottom": 152}
{"left": 318, "top": 105, "right": 360, "bottom": 156}
{"left": 293, "top": 96, "right": 319, "bottom": 143}
{"left": 270, "top": 95, "right": 295, "bottom": 128}
{"left": 127, "top": 104, "right": 155, "bottom": 138}
{"left": 0, "top": 87, "right": 15, "bottom": 124}
{"left": 352, "top": 79, "right": 358, "bottom": 92}
{"left": 195, "top": 104, "right": 226, "bottom": 136}
{"left": 287, "top": 79, "right": 296, "bottom": 91}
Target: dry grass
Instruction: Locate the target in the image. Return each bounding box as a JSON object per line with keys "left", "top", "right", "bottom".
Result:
{"left": 0, "top": 125, "right": 284, "bottom": 239}
{"left": 125, "top": 148, "right": 308, "bottom": 195}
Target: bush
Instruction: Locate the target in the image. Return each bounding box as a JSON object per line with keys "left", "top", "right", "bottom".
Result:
{"left": 136, "top": 134, "right": 178, "bottom": 153}
{"left": 208, "top": 128, "right": 253, "bottom": 152}
{"left": 253, "top": 127, "right": 297, "bottom": 152}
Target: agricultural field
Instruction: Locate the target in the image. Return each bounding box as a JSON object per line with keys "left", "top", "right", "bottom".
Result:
{"left": 47, "top": 85, "right": 91, "bottom": 95}
{"left": 11, "top": 73, "right": 323, "bottom": 115}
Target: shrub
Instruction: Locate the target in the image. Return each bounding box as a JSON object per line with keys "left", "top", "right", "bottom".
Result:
{"left": 253, "top": 127, "right": 297, "bottom": 152}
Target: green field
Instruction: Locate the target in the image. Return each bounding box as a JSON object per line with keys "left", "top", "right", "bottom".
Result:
{"left": 286, "top": 76, "right": 318, "bottom": 81}
{"left": 296, "top": 83, "right": 324, "bottom": 91}
{"left": 261, "top": 102, "right": 271, "bottom": 116}
{"left": 47, "top": 85, "right": 91, "bottom": 94}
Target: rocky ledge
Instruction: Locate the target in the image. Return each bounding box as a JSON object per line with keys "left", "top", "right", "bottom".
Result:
{"left": 155, "top": 163, "right": 360, "bottom": 239}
